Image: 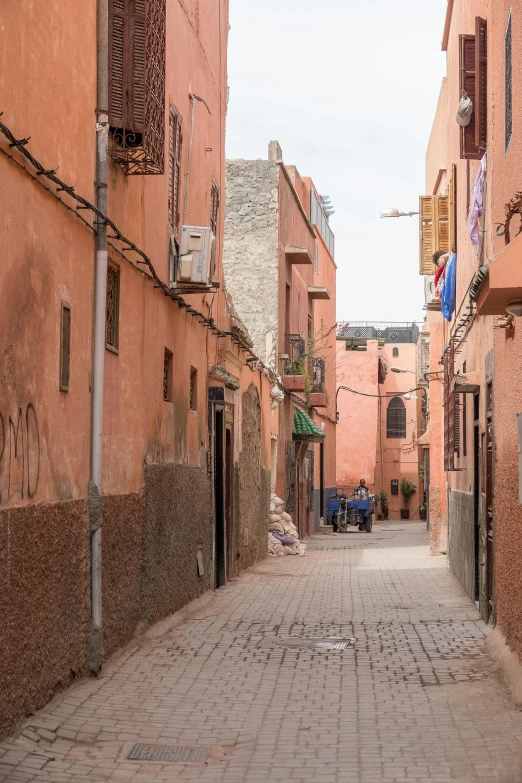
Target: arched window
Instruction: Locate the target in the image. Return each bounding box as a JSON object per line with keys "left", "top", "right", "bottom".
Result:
{"left": 392, "top": 347, "right": 399, "bottom": 357}
{"left": 387, "top": 396, "right": 406, "bottom": 438}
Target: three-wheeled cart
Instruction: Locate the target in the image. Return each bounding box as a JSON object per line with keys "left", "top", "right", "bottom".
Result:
{"left": 327, "top": 487, "right": 375, "bottom": 533}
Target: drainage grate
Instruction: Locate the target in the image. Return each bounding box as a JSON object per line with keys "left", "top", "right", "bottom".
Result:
{"left": 128, "top": 744, "right": 210, "bottom": 764}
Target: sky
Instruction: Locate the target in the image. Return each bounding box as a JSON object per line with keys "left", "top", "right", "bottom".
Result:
{"left": 225, "top": 0, "right": 447, "bottom": 325}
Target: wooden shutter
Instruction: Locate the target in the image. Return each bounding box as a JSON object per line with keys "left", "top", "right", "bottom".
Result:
{"left": 475, "top": 17, "right": 487, "bottom": 155}
{"left": 460, "top": 34, "right": 481, "bottom": 160}
{"left": 419, "top": 195, "right": 449, "bottom": 274}
{"left": 109, "top": 0, "right": 146, "bottom": 133}
{"left": 454, "top": 395, "right": 461, "bottom": 458}
{"left": 169, "top": 106, "right": 182, "bottom": 233}
{"left": 108, "top": 0, "right": 166, "bottom": 174}
{"left": 448, "top": 164, "right": 457, "bottom": 253}
{"left": 210, "top": 180, "right": 220, "bottom": 237}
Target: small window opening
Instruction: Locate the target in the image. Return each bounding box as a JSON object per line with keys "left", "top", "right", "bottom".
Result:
{"left": 106, "top": 264, "right": 120, "bottom": 351}
{"left": 60, "top": 303, "right": 71, "bottom": 391}
{"left": 392, "top": 347, "right": 399, "bottom": 358}
{"left": 391, "top": 479, "right": 399, "bottom": 496}
{"left": 163, "top": 349, "right": 173, "bottom": 402}
{"left": 190, "top": 366, "right": 197, "bottom": 411}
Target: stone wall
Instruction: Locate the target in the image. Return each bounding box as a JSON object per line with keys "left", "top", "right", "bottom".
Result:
{"left": 142, "top": 465, "right": 213, "bottom": 625}
{"left": 0, "top": 500, "right": 90, "bottom": 739}
{"left": 448, "top": 489, "right": 475, "bottom": 601}
{"left": 223, "top": 160, "right": 279, "bottom": 365}
{"left": 238, "top": 384, "right": 270, "bottom": 571}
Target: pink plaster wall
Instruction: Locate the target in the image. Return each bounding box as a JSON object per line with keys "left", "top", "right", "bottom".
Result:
{"left": 336, "top": 340, "right": 379, "bottom": 489}
{"left": 376, "top": 344, "right": 419, "bottom": 519}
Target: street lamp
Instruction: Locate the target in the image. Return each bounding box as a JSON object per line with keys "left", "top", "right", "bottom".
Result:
{"left": 380, "top": 208, "right": 419, "bottom": 218}
{"left": 391, "top": 366, "right": 415, "bottom": 374}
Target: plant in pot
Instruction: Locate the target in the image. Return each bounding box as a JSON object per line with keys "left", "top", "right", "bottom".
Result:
{"left": 374, "top": 492, "right": 388, "bottom": 521}
{"left": 400, "top": 479, "right": 416, "bottom": 520}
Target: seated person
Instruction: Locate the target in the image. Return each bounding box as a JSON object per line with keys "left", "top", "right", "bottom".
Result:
{"left": 433, "top": 250, "right": 449, "bottom": 298}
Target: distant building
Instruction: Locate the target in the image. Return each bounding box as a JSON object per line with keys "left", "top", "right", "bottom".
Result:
{"left": 224, "top": 142, "right": 337, "bottom": 534}
{"left": 336, "top": 323, "right": 421, "bottom": 520}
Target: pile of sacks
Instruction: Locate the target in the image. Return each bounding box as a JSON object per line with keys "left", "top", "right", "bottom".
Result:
{"left": 268, "top": 493, "right": 306, "bottom": 557}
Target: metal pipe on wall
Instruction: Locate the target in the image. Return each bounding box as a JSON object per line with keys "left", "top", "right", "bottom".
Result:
{"left": 89, "top": 0, "right": 109, "bottom": 674}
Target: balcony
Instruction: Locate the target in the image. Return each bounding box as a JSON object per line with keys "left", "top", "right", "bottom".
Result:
{"left": 283, "top": 334, "right": 306, "bottom": 390}
{"left": 308, "top": 286, "right": 331, "bottom": 300}
{"left": 476, "top": 232, "right": 522, "bottom": 315}
{"left": 307, "top": 357, "right": 327, "bottom": 407}
{"left": 285, "top": 244, "right": 314, "bottom": 266}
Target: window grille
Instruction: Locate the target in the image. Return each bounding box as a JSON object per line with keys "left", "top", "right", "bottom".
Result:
{"left": 391, "top": 479, "right": 399, "bottom": 496}
{"left": 392, "top": 347, "right": 399, "bottom": 358}
{"left": 106, "top": 264, "right": 120, "bottom": 351}
{"left": 108, "top": 0, "right": 166, "bottom": 174}
{"left": 210, "top": 180, "right": 219, "bottom": 237}
{"left": 163, "top": 349, "right": 172, "bottom": 402}
{"left": 190, "top": 367, "right": 197, "bottom": 410}
{"left": 506, "top": 10, "right": 512, "bottom": 151}
{"left": 309, "top": 357, "right": 325, "bottom": 393}
{"left": 169, "top": 105, "right": 182, "bottom": 233}
{"left": 60, "top": 303, "right": 71, "bottom": 391}
{"left": 386, "top": 396, "right": 406, "bottom": 438}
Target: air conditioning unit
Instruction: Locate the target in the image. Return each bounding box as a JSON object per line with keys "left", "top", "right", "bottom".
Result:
{"left": 424, "top": 275, "right": 436, "bottom": 304}
{"left": 170, "top": 226, "right": 216, "bottom": 288}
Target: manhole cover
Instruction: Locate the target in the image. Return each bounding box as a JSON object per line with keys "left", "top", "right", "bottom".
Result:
{"left": 128, "top": 744, "right": 210, "bottom": 764}
{"left": 259, "top": 636, "right": 355, "bottom": 651}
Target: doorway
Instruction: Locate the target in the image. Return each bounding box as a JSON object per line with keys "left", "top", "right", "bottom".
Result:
{"left": 214, "top": 406, "right": 226, "bottom": 589}
{"left": 225, "top": 425, "right": 233, "bottom": 580}
{"left": 473, "top": 393, "right": 480, "bottom": 603}
{"left": 485, "top": 382, "right": 494, "bottom": 621}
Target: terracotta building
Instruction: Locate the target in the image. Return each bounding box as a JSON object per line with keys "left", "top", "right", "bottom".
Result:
{"left": 420, "top": 0, "right": 522, "bottom": 668}
{"left": 224, "top": 142, "right": 337, "bottom": 537}
{"left": 336, "top": 323, "right": 421, "bottom": 520}
{"left": 0, "top": 0, "right": 274, "bottom": 737}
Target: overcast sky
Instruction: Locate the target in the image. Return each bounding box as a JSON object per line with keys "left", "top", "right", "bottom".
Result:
{"left": 225, "top": 0, "right": 447, "bottom": 325}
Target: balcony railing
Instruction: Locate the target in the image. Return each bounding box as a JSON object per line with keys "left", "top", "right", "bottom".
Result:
{"left": 308, "top": 357, "right": 325, "bottom": 393}
{"left": 284, "top": 334, "right": 306, "bottom": 374}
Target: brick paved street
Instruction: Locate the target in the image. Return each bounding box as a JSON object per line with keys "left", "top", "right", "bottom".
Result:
{"left": 2, "top": 522, "right": 522, "bottom": 783}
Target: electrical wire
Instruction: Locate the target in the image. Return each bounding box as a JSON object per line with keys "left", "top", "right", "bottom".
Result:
{"left": 0, "top": 113, "right": 278, "bottom": 383}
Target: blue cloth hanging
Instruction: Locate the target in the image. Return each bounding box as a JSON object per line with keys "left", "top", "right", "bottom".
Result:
{"left": 442, "top": 253, "right": 457, "bottom": 322}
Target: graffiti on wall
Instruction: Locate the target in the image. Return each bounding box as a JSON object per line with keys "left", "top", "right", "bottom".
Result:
{"left": 0, "top": 403, "right": 40, "bottom": 504}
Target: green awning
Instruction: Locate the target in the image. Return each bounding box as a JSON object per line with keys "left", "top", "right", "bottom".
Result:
{"left": 293, "top": 407, "right": 325, "bottom": 442}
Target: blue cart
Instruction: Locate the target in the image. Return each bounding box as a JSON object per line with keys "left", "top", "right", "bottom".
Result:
{"left": 327, "top": 488, "right": 375, "bottom": 533}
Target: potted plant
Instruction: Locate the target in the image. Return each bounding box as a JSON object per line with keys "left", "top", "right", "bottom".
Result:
{"left": 374, "top": 491, "right": 388, "bottom": 521}
{"left": 419, "top": 504, "right": 427, "bottom": 521}
{"left": 283, "top": 357, "right": 306, "bottom": 392}
{"left": 400, "top": 479, "right": 416, "bottom": 520}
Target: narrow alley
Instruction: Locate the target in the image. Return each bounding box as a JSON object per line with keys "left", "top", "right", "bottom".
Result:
{"left": 2, "top": 523, "right": 522, "bottom": 783}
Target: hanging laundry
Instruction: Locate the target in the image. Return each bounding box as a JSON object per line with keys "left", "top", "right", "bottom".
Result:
{"left": 469, "top": 153, "right": 487, "bottom": 246}
{"left": 442, "top": 253, "right": 457, "bottom": 321}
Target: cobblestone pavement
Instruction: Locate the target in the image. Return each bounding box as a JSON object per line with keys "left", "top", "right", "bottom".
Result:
{"left": 2, "top": 522, "right": 522, "bottom": 783}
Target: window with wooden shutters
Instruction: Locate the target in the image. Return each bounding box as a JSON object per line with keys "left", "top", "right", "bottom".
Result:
{"left": 387, "top": 397, "right": 406, "bottom": 439}
{"left": 459, "top": 33, "right": 481, "bottom": 160}
{"left": 108, "top": 0, "right": 166, "bottom": 174}
{"left": 419, "top": 195, "right": 449, "bottom": 274}
{"left": 506, "top": 11, "right": 512, "bottom": 151}
{"left": 444, "top": 343, "right": 456, "bottom": 471}
{"left": 454, "top": 394, "right": 461, "bottom": 458}
{"left": 448, "top": 164, "right": 457, "bottom": 253}
{"left": 475, "top": 17, "right": 487, "bottom": 156}
{"left": 168, "top": 105, "right": 182, "bottom": 234}
{"left": 210, "top": 180, "right": 220, "bottom": 237}
{"left": 106, "top": 264, "right": 120, "bottom": 351}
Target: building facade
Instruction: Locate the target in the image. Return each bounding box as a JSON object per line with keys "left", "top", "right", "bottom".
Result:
{"left": 421, "top": 0, "right": 522, "bottom": 669}
{"left": 336, "top": 323, "right": 421, "bottom": 520}
{"left": 224, "top": 142, "right": 337, "bottom": 536}
{"left": 0, "top": 0, "right": 274, "bottom": 738}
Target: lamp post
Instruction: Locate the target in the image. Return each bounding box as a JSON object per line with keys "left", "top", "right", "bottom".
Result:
{"left": 380, "top": 208, "right": 419, "bottom": 219}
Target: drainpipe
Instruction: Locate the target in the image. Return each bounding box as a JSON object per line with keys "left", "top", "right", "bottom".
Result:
{"left": 89, "top": 0, "right": 109, "bottom": 674}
